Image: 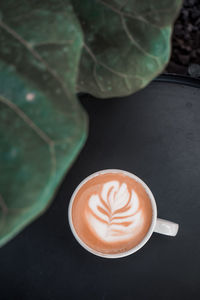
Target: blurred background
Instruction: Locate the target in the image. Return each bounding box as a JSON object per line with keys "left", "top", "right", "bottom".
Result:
{"left": 167, "top": 0, "right": 200, "bottom": 76}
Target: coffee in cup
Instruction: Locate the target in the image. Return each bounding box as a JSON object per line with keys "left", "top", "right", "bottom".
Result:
{"left": 68, "top": 170, "right": 179, "bottom": 258}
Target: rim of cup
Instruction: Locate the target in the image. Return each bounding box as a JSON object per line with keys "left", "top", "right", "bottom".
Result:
{"left": 68, "top": 169, "right": 157, "bottom": 258}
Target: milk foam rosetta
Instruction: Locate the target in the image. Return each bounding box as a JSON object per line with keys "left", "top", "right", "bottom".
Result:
{"left": 71, "top": 172, "right": 152, "bottom": 254}
{"left": 87, "top": 181, "right": 143, "bottom": 243}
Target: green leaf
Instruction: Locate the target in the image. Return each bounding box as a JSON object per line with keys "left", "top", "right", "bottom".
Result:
{"left": 0, "top": 0, "right": 87, "bottom": 246}
{"left": 0, "top": 0, "right": 182, "bottom": 246}
{"left": 73, "top": 0, "right": 183, "bottom": 98}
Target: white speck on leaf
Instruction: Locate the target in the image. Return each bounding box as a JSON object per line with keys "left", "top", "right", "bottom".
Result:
{"left": 26, "top": 93, "right": 35, "bottom": 102}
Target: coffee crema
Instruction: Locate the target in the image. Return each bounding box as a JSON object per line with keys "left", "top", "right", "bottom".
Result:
{"left": 71, "top": 172, "right": 153, "bottom": 254}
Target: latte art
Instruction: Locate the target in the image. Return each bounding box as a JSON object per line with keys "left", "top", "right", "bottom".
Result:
{"left": 71, "top": 172, "right": 152, "bottom": 254}
{"left": 87, "top": 181, "right": 143, "bottom": 242}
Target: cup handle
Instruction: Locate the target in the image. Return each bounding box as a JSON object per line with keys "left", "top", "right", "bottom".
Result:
{"left": 154, "top": 218, "right": 179, "bottom": 236}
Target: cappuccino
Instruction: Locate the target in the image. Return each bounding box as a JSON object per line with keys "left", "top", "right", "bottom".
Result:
{"left": 70, "top": 171, "right": 152, "bottom": 255}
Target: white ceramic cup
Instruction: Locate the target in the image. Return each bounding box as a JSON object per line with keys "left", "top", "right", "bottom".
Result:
{"left": 68, "top": 169, "right": 179, "bottom": 258}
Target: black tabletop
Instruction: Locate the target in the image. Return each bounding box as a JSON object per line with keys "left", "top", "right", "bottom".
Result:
{"left": 1, "top": 76, "right": 200, "bottom": 300}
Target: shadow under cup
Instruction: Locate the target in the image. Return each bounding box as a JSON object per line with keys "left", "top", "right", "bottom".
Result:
{"left": 68, "top": 169, "right": 157, "bottom": 259}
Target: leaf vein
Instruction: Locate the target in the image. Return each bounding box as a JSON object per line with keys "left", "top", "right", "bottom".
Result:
{"left": 84, "top": 43, "right": 144, "bottom": 85}
{"left": 0, "top": 95, "right": 57, "bottom": 173}
{"left": 0, "top": 20, "right": 71, "bottom": 99}
{"left": 120, "top": 16, "right": 161, "bottom": 67}
{"left": 0, "top": 95, "right": 52, "bottom": 145}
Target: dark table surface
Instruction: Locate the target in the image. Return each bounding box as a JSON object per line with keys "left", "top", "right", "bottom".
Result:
{"left": 1, "top": 77, "right": 200, "bottom": 300}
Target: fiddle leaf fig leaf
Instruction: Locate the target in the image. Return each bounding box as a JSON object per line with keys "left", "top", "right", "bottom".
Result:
{"left": 73, "top": 0, "right": 183, "bottom": 98}
{"left": 0, "top": 0, "right": 87, "bottom": 246}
